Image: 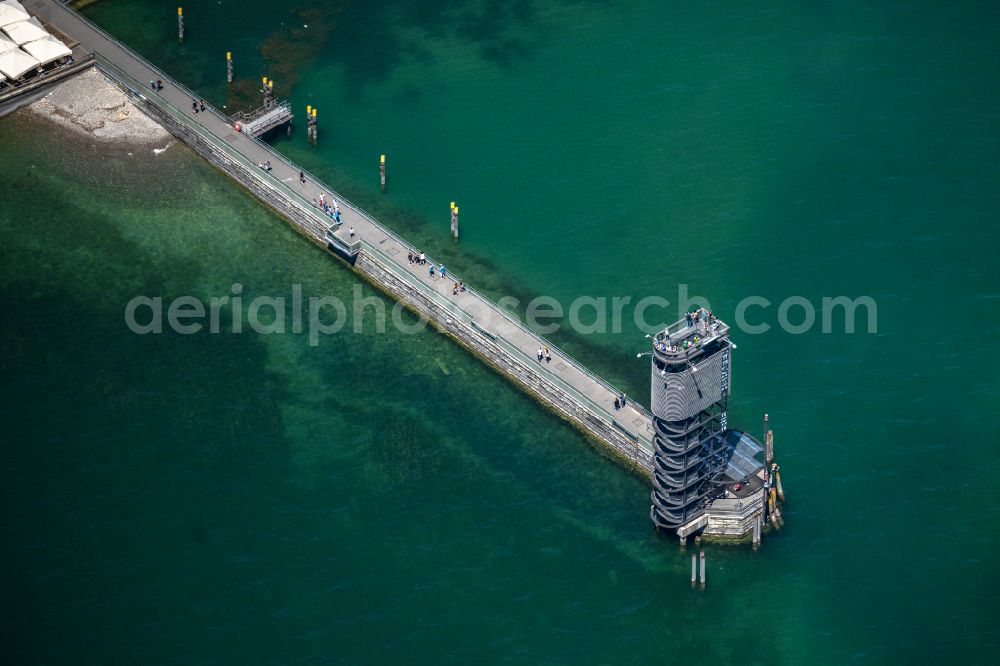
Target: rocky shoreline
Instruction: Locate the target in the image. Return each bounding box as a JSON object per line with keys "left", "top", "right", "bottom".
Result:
{"left": 28, "top": 66, "right": 170, "bottom": 145}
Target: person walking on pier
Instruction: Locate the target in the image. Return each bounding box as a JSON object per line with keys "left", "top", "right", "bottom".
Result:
{"left": 156, "top": 80, "right": 163, "bottom": 91}
{"left": 537, "top": 348, "right": 544, "bottom": 362}
{"left": 192, "top": 99, "right": 198, "bottom": 114}
{"left": 544, "top": 347, "right": 551, "bottom": 363}
{"left": 150, "top": 80, "right": 155, "bottom": 90}
{"left": 429, "top": 264, "right": 435, "bottom": 278}
{"left": 614, "top": 397, "right": 621, "bottom": 411}
{"left": 349, "top": 226, "right": 355, "bottom": 239}
{"left": 299, "top": 171, "right": 306, "bottom": 185}
{"left": 408, "top": 251, "right": 414, "bottom": 265}
{"left": 440, "top": 264, "right": 446, "bottom": 280}
{"left": 199, "top": 99, "right": 206, "bottom": 113}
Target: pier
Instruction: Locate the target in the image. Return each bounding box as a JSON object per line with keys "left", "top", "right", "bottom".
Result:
{"left": 26, "top": 0, "right": 657, "bottom": 476}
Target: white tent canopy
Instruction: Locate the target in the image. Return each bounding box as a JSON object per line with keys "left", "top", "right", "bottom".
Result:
{"left": 0, "top": 46, "right": 37, "bottom": 79}
{"left": 0, "top": 33, "right": 18, "bottom": 53}
{"left": 0, "top": 1, "right": 29, "bottom": 29}
{"left": 21, "top": 34, "right": 70, "bottom": 66}
{"left": 2, "top": 16, "right": 47, "bottom": 45}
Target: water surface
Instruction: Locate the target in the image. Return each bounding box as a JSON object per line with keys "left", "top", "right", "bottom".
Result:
{"left": 2, "top": 0, "right": 998, "bottom": 662}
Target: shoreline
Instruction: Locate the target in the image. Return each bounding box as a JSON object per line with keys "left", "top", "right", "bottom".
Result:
{"left": 27, "top": 67, "right": 171, "bottom": 146}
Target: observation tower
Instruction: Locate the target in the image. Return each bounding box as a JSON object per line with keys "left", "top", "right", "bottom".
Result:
{"left": 647, "top": 309, "right": 771, "bottom": 541}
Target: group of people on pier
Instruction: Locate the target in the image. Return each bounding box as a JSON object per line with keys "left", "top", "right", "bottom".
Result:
{"left": 407, "top": 250, "right": 466, "bottom": 294}
{"left": 312, "top": 193, "right": 342, "bottom": 224}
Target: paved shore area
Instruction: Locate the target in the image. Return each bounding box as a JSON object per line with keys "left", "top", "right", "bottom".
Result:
{"left": 28, "top": 66, "right": 170, "bottom": 144}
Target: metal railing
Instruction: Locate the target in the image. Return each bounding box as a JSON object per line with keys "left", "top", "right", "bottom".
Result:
{"left": 67, "top": 3, "right": 653, "bottom": 436}
{"left": 230, "top": 99, "right": 291, "bottom": 123}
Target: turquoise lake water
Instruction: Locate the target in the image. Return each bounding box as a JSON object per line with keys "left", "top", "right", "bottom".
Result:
{"left": 2, "top": 0, "right": 998, "bottom": 662}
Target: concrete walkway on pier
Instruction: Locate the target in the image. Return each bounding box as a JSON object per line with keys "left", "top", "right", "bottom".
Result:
{"left": 29, "top": 0, "right": 655, "bottom": 456}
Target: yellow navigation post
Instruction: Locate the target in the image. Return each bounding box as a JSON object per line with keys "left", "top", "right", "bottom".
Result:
{"left": 450, "top": 202, "right": 459, "bottom": 240}
{"left": 177, "top": 7, "right": 184, "bottom": 42}
{"left": 380, "top": 154, "right": 386, "bottom": 192}
{"left": 261, "top": 77, "right": 274, "bottom": 108}
{"left": 226, "top": 51, "right": 233, "bottom": 83}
